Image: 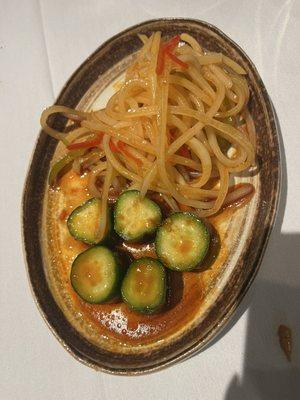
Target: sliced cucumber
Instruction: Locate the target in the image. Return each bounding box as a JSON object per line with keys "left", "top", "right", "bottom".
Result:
{"left": 114, "top": 190, "right": 162, "bottom": 242}
{"left": 121, "top": 257, "right": 166, "bottom": 314}
{"left": 67, "top": 198, "right": 112, "bottom": 245}
{"left": 70, "top": 246, "right": 123, "bottom": 303}
{"left": 155, "top": 212, "right": 210, "bottom": 271}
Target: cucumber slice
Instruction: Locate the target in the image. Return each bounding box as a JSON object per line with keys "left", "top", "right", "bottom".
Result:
{"left": 114, "top": 190, "right": 162, "bottom": 242}
{"left": 67, "top": 198, "right": 112, "bottom": 245}
{"left": 70, "top": 246, "right": 123, "bottom": 303}
{"left": 121, "top": 257, "right": 166, "bottom": 314}
{"left": 155, "top": 212, "right": 210, "bottom": 271}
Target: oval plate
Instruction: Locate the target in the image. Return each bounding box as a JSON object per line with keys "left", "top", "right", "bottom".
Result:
{"left": 22, "top": 18, "right": 280, "bottom": 374}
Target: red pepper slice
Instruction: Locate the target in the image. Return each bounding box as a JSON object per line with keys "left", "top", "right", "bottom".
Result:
{"left": 156, "top": 35, "right": 181, "bottom": 75}
{"left": 156, "top": 35, "right": 187, "bottom": 75}
{"left": 117, "top": 141, "right": 142, "bottom": 166}
{"left": 177, "top": 144, "right": 190, "bottom": 158}
{"left": 163, "top": 35, "right": 181, "bottom": 52}
{"left": 109, "top": 139, "right": 120, "bottom": 152}
{"left": 166, "top": 50, "right": 188, "bottom": 69}
{"left": 156, "top": 48, "right": 165, "bottom": 75}
{"left": 67, "top": 133, "right": 103, "bottom": 150}
{"left": 109, "top": 139, "right": 142, "bottom": 166}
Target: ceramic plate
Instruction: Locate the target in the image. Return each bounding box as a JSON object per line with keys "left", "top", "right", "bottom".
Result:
{"left": 22, "top": 18, "right": 280, "bottom": 374}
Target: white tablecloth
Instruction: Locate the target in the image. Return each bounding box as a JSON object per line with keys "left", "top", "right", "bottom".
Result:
{"left": 1, "top": 1, "right": 299, "bottom": 399}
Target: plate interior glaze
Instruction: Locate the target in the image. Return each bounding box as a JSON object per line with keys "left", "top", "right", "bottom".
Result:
{"left": 23, "top": 18, "right": 280, "bottom": 374}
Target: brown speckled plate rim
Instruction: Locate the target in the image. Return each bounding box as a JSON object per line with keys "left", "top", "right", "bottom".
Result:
{"left": 22, "top": 18, "right": 281, "bottom": 375}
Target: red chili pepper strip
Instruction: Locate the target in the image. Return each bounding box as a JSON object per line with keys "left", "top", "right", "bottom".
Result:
{"left": 156, "top": 35, "right": 187, "bottom": 75}
{"left": 156, "top": 35, "right": 181, "bottom": 75}
{"left": 109, "top": 139, "right": 120, "bottom": 152}
{"left": 177, "top": 144, "right": 191, "bottom": 158}
{"left": 67, "top": 132, "right": 103, "bottom": 150}
{"left": 156, "top": 47, "right": 165, "bottom": 75}
{"left": 166, "top": 50, "right": 188, "bottom": 69}
{"left": 163, "top": 35, "right": 181, "bottom": 51}
{"left": 109, "top": 138, "right": 142, "bottom": 166}
{"left": 118, "top": 141, "right": 142, "bottom": 166}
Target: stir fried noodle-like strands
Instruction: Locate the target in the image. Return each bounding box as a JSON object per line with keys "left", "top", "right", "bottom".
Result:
{"left": 41, "top": 32, "right": 255, "bottom": 241}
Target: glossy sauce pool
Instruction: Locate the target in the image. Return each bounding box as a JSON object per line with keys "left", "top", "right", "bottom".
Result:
{"left": 44, "top": 169, "right": 253, "bottom": 350}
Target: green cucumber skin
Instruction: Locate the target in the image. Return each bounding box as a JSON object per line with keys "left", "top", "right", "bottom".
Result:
{"left": 67, "top": 198, "right": 113, "bottom": 245}
{"left": 121, "top": 257, "right": 166, "bottom": 314}
{"left": 155, "top": 212, "right": 210, "bottom": 272}
{"left": 70, "top": 246, "right": 124, "bottom": 304}
{"left": 104, "top": 250, "right": 124, "bottom": 303}
{"left": 114, "top": 190, "right": 162, "bottom": 242}
{"left": 99, "top": 208, "right": 115, "bottom": 246}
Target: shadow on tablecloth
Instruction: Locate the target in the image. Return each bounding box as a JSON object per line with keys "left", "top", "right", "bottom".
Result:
{"left": 224, "top": 233, "right": 300, "bottom": 400}
{"left": 223, "top": 102, "right": 300, "bottom": 400}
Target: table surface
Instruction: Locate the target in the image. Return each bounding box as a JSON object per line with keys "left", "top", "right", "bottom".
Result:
{"left": 1, "top": 1, "right": 299, "bottom": 399}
